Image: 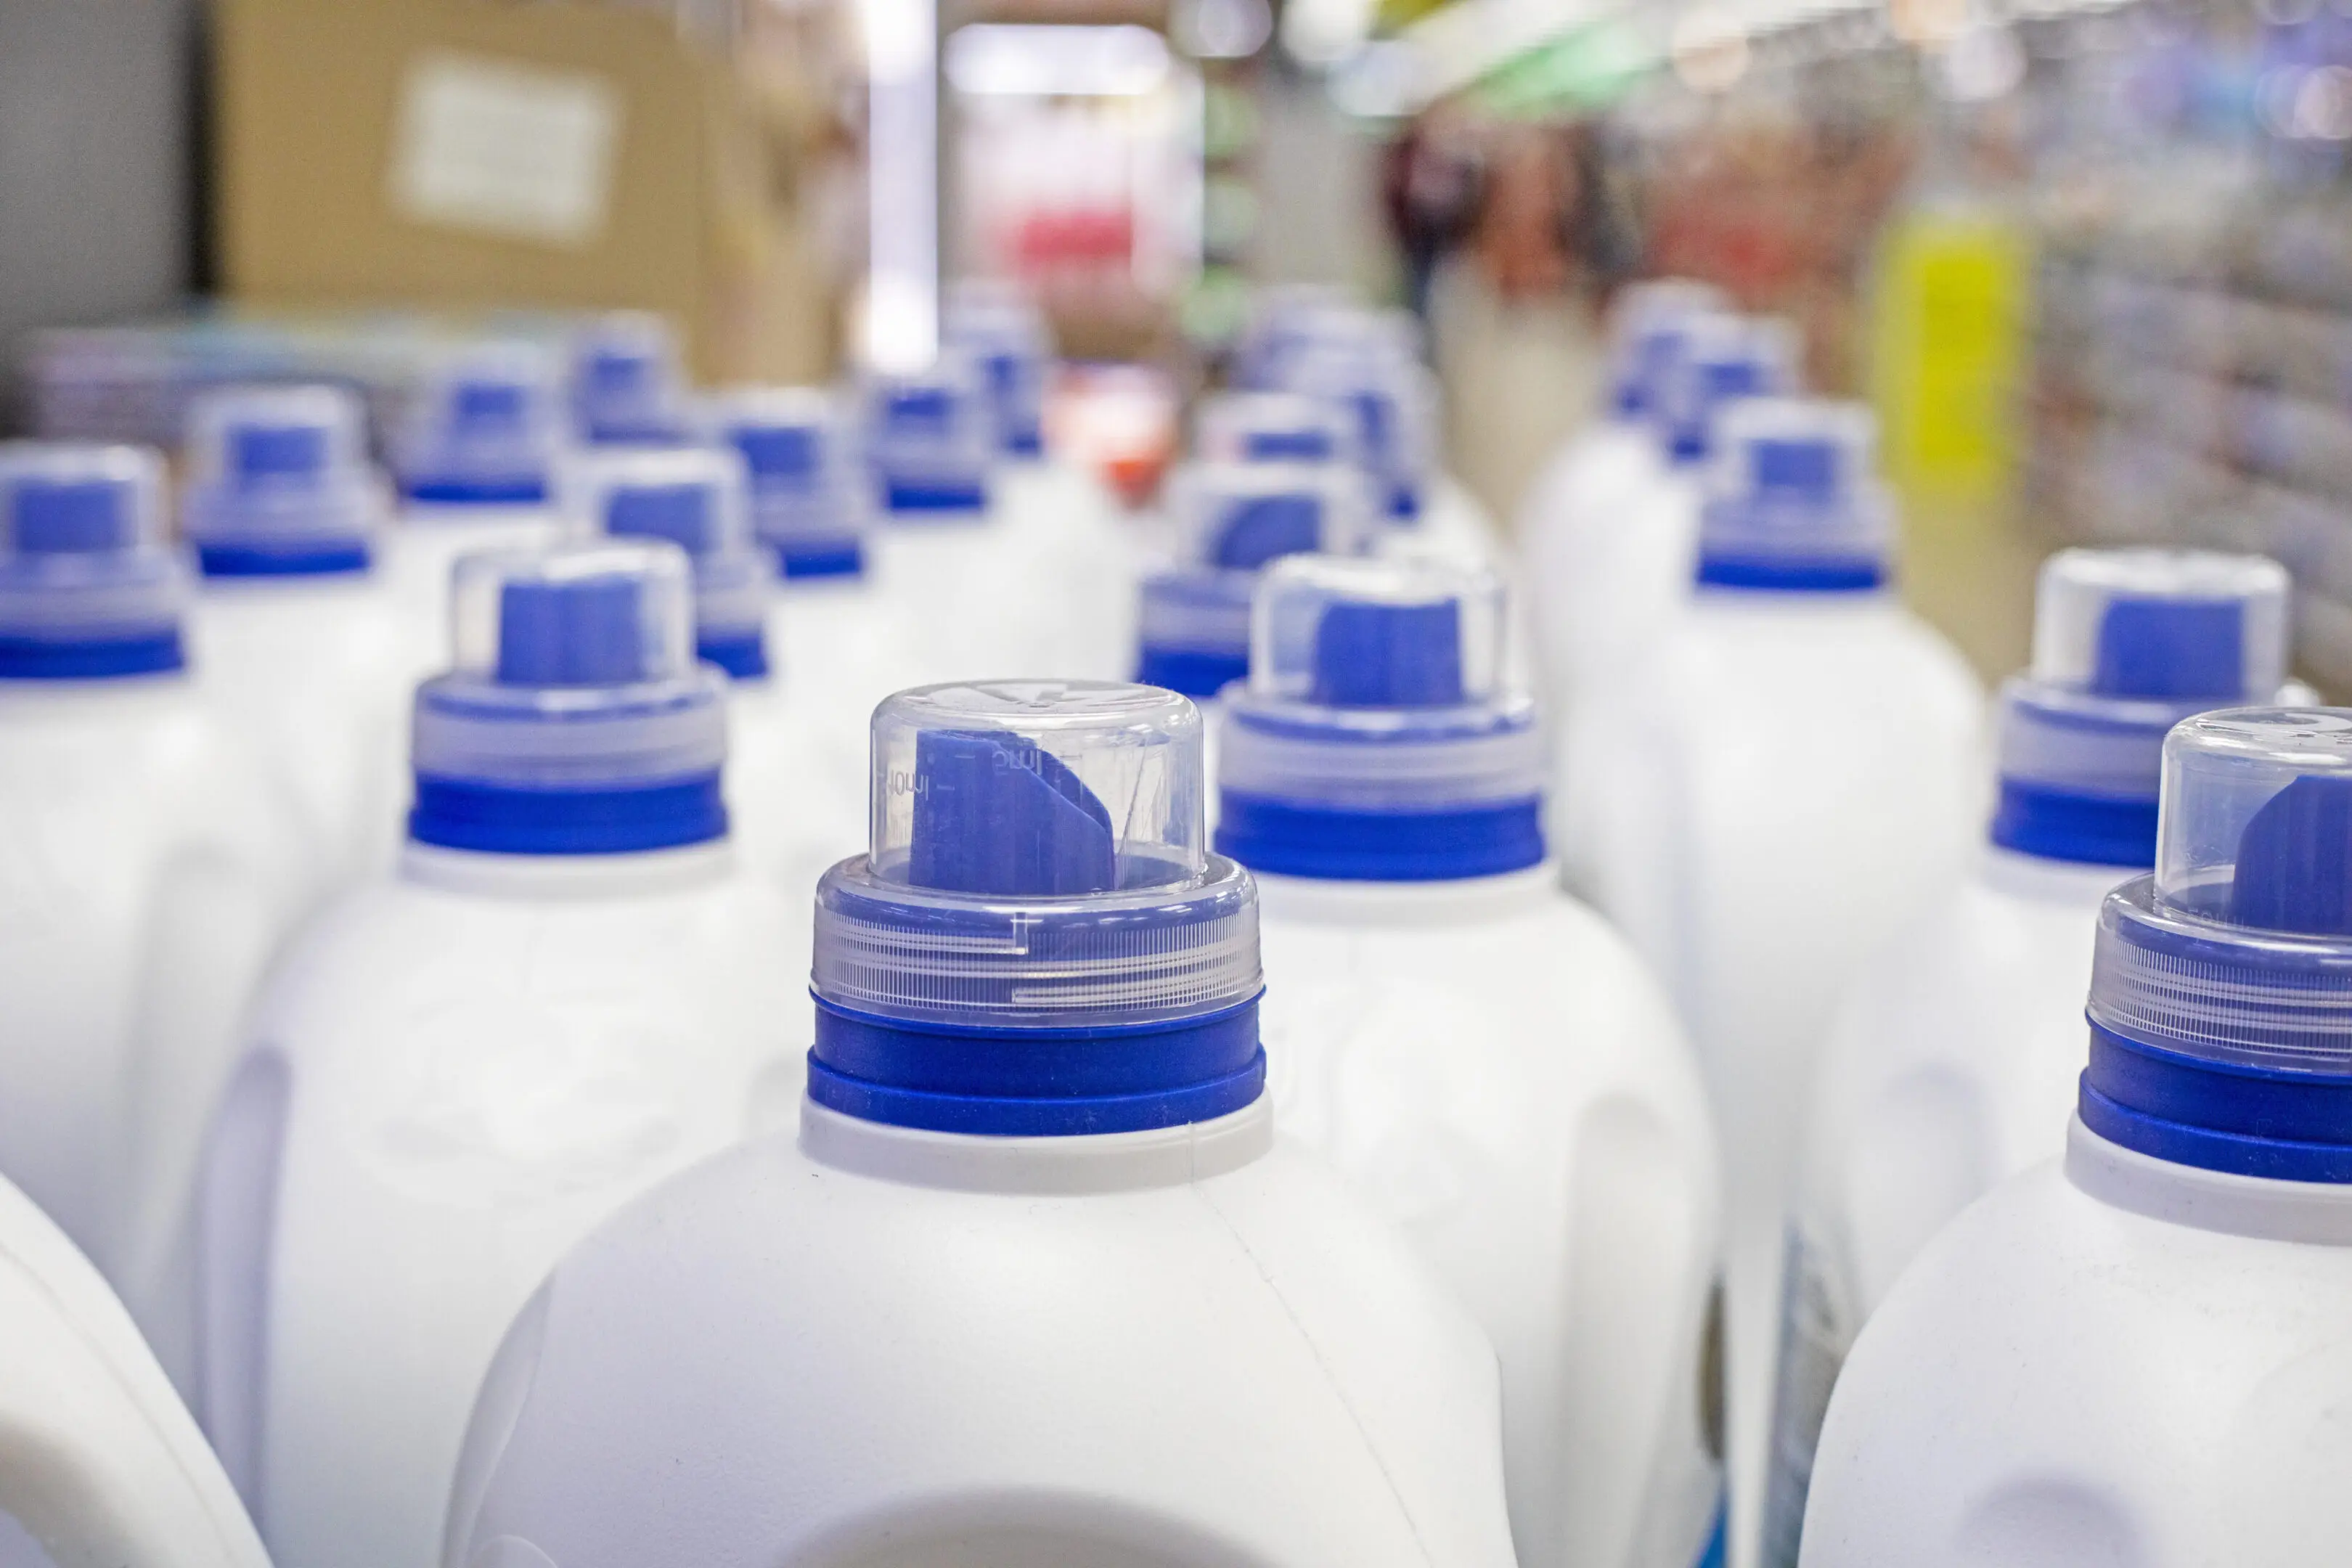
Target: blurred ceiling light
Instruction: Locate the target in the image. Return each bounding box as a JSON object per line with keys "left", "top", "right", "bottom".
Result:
{"left": 1937, "top": 21, "right": 2025, "bottom": 99}
{"left": 1329, "top": 38, "right": 1432, "bottom": 117}
{"left": 1671, "top": 6, "right": 1750, "bottom": 92}
{"left": 1175, "top": 0, "right": 1275, "bottom": 60}
{"left": 1283, "top": 0, "right": 1376, "bottom": 68}
{"left": 946, "top": 24, "right": 1172, "bottom": 96}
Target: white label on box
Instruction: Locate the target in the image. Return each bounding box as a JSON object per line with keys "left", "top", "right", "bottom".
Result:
{"left": 388, "top": 50, "right": 622, "bottom": 247}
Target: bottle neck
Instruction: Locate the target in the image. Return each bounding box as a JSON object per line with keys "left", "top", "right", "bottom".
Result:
{"left": 2065, "top": 1116, "right": 2352, "bottom": 1246}
{"left": 396, "top": 837, "right": 735, "bottom": 901}
{"left": 797, "top": 1094, "right": 1272, "bottom": 1195}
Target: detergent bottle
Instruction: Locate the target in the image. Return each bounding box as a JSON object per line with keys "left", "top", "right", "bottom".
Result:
{"left": 1800, "top": 706, "right": 2352, "bottom": 1568}
{"left": 192, "top": 541, "right": 807, "bottom": 1568}
{"left": 1195, "top": 388, "right": 1360, "bottom": 469}
{"left": 0, "top": 1169, "right": 269, "bottom": 1568}
{"left": 0, "top": 441, "right": 314, "bottom": 1388}
{"left": 567, "top": 312, "right": 691, "bottom": 448}
{"left": 389, "top": 343, "right": 565, "bottom": 648}
{"left": 1217, "top": 553, "right": 1728, "bottom": 1568}
{"left": 571, "top": 444, "right": 866, "bottom": 897}
{"left": 1765, "top": 547, "right": 2294, "bottom": 1567}
{"left": 181, "top": 384, "right": 411, "bottom": 874}
{"left": 1566, "top": 397, "right": 1984, "bottom": 1567}
{"left": 1516, "top": 279, "right": 1720, "bottom": 707}
{"left": 441, "top": 678, "right": 1522, "bottom": 1568}
{"left": 1543, "top": 309, "right": 1794, "bottom": 749}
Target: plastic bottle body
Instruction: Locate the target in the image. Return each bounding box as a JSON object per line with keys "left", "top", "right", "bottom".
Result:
{"left": 194, "top": 844, "right": 809, "bottom": 1568}
{"left": 1765, "top": 848, "right": 2123, "bottom": 1567}
{"left": 1256, "top": 866, "right": 1727, "bottom": 1568}
{"left": 0, "top": 676, "right": 317, "bottom": 1387}
{"left": 0, "top": 1171, "right": 269, "bottom": 1568}
{"left": 1569, "top": 587, "right": 1985, "bottom": 1567}
{"left": 192, "top": 573, "right": 412, "bottom": 877}
{"left": 443, "top": 1098, "right": 1520, "bottom": 1568}
{"left": 1800, "top": 1120, "right": 2352, "bottom": 1568}
{"left": 1520, "top": 418, "right": 1660, "bottom": 704}
{"left": 724, "top": 671, "right": 868, "bottom": 902}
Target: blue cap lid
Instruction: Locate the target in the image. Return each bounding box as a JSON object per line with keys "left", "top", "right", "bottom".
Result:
{"left": 568, "top": 448, "right": 772, "bottom": 680}
{"left": 1994, "top": 550, "right": 2292, "bottom": 867}
{"left": 2082, "top": 709, "right": 2352, "bottom": 1183}
{"left": 943, "top": 285, "right": 1052, "bottom": 457}
{"left": 1695, "top": 398, "right": 1890, "bottom": 592}
{"left": 408, "top": 542, "right": 728, "bottom": 855}
{"left": 1282, "top": 319, "right": 1437, "bottom": 521}
{"left": 181, "top": 385, "right": 383, "bottom": 576}
{"left": 707, "top": 386, "right": 870, "bottom": 579}
{"left": 1217, "top": 555, "right": 1545, "bottom": 882}
{"left": 0, "top": 442, "right": 186, "bottom": 679}
{"left": 1659, "top": 312, "right": 1797, "bottom": 467}
{"left": 865, "top": 356, "right": 995, "bottom": 516}
{"left": 807, "top": 680, "right": 1263, "bottom": 1137}
{"left": 571, "top": 313, "right": 690, "bottom": 447}
{"left": 1604, "top": 279, "right": 1723, "bottom": 420}
{"left": 398, "top": 343, "right": 564, "bottom": 505}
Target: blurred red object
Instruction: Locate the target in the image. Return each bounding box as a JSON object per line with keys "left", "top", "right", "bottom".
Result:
{"left": 1048, "top": 362, "right": 1180, "bottom": 507}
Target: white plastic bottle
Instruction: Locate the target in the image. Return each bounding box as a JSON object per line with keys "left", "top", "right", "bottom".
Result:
{"left": 441, "top": 679, "right": 1521, "bottom": 1568}
{"left": 1516, "top": 280, "right": 1718, "bottom": 706}
{"left": 1541, "top": 310, "right": 1794, "bottom": 738}
{"left": 1217, "top": 554, "right": 1728, "bottom": 1568}
{"left": 1567, "top": 398, "right": 1985, "bottom": 1568}
{"left": 1194, "top": 388, "right": 1360, "bottom": 470}
{"left": 570, "top": 446, "right": 866, "bottom": 898}
{"left": 389, "top": 343, "right": 566, "bottom": 651}
{"left": 193, "top": 542, "right": 809, "bottom": 1568}
{"left": 1767, "top": 547, "right": 2295, "bottom": 1567}
{"left": 181, "top": 384, "right": 412, "bottom": 875}
{"left": 0, "top": 1170, "right": 268, "bottom": 1568}
{"left": 567, "top": 311, "right": 691, "bottom": 448}
{"left": 1801, "top": 706, "right": 2352, "bottom": 1568}
{"left": 0, "top": 443, "right": 315, "bottom": 1384}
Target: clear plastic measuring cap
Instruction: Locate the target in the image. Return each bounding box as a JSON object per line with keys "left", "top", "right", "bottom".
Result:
{"left": 2083, "top": 709, "right": 2352, "bottom": 1121}
{"left": 1194, "top": 391, "right": 1358, "bottom": 467}
{"left": 0, "top": 442, "right": 187, "bottom": 670}
{"left": 2031, "top": 548, "right": 2289, "bottom": 701}
{"left": 1995, "top": 550, "right": 2293, "bottom": 867}
{"left": 943, "top": 287, "right": 1051, "bottom": 455}
{"left": 570, "top": 312, "right": 689, "bottom": 446}
{"left": 812, "top": 679, "right": 1259, "bottom": 1029}
{"left": 1284, "top": 334, "right": 1437, "bottom": 518}
{"left": 707, "top": 385, "right": 870, "bottom": 573}
{"left": 397, "top": 342, "right": 565, "bottom": 505}
{"left": 565, "top": 446, "right": 771, "bottom": 678}
{"left": 181, "top": 385, "right": 383, "bottom": 571}
{"left": 1606, "top": 279, "right": 1724, "bottom": 419}
{"left": 1696, "top": 398, "right": 1892, "bottom": 589}
{"left": 413, "top": 541, "right": 725, "bottom": 793}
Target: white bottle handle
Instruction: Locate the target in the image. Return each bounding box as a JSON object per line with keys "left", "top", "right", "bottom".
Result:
{"left": 0, "top": 1176, "right": 268, "bottom": 1568}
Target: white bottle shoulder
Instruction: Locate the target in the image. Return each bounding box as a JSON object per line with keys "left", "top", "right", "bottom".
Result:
{"left": 446, "top": 1103, "right": 1520, "bottom": 1568}
{"left": 1805, "top": 1125, "right": 2352, "bottom": 1568}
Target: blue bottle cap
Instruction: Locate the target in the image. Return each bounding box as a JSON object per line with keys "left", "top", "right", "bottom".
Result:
{"left": 807, "top": 679, "right": 1264, "bottom": 1136}
{"left": 1658, "top": 311, "right": 1797, "bottom": 468}
{"left": 181, "top": 385, "right": 383, "bottom": 576}
{"left": 408, "top": 542, "right": 727, "bottom": 855}
{"left": 943, "top": 285, "right": 1052, "bottom": 457}
{"left": 863, "top": 356, "right": 995, "bottom": 517}
{"left": 570, "top": 313, "right": 691, "bottom": 447}
{"left": 1994, "top": 550, "right": 2292, "bottom": 867}
{"left": 0, "top": 441, "right": 187, "bottom": 679}
{"left": 707, "top": 386, "right": 870, "bottom": 579}
{"left": 2083, "top": 709, "right": 2352, "bottom": 1183}
{"left": 1694, "top": 398, "right": 1890, "bottom": 592}
{"left": 1217, "top": 555, "right": 1545, "bottom": 881}
{"left": 397, "top": 343, "right": 565, "bottom": 506}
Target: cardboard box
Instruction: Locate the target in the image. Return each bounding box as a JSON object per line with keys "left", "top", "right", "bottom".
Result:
{"left": 214, "top": 0, "right": 836, "bottom": 383}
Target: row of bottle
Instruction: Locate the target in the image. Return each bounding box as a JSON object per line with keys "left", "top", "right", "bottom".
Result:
{"left": 1519, "top": 278, "right": 2352, "bottom": 1568}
